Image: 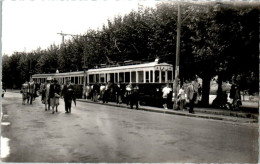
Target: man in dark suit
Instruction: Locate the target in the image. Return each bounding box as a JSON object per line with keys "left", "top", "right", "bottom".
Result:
{"left": 49, "top": 79, "right": 61, "bottom": 114}
{"left": 28, "top": 78, "right": 36, "bottom": 104}
{"left": 62, "top": 78, "right": 75, "bottom": 113}
{"left": 187, "top": 80, "right": 197, "bottom": 114}
{"left": 130, "top": 85, "right": 139, "bottom": 110}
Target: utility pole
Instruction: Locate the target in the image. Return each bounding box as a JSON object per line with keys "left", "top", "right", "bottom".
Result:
{"left": 173, "top": 4, "right": 181, "bottom": 110}
{"left": 57, "top": 32, "right": 88, "bottom": 99}
{"left": 82, "top": 36, "right": 88, "bottom": 99}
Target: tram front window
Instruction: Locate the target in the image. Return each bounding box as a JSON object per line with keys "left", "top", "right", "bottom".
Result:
{"left": 96, "top": 74, "right": 100, "bottom": 83}
{"left": 168, "top": 71, "right": 173, "bottom": 82}
{"left": 89, "top": 75, "right": 94, "bottom": 83}
{"left": 162, "top": 71, "right": 165, "bottom": 83}
{"left": 155, "top": 70, "right": 159, "bottom": 82}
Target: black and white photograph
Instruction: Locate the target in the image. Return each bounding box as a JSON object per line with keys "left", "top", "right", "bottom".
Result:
{"left": 1, "top": 0, "right": 259, "bottom": 163}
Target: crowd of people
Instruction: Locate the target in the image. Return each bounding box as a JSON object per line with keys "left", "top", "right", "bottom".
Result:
{"left": 161, "top": 78, "right": 202, "bottom": 114}
{"left": 85, "top": 81, "right": 140, "bottom": 109}
{"left": 21, "top": 77, "right": 76, "bottom": 114}
{"left": 20, "top": 72, "right": 257, "bottom": 114}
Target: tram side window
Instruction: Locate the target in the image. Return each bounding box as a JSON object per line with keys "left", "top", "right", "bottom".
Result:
{"left": 75, "top": 77, "right": 78, "bottom": 84}
{"left": 138, "top": 71, "right": 143, "bottom": 83}
{"left": 71, "top": 77, "right": 75, "bottom": 84}
{"left": 150, "top": 70, "right": 153, "bottom": 83}
{"left": 106, "top": 74, "right": 110, "bottom": 82}
{"left": 125, "top": 72, "right": 130, "bottom": 83}
{"left": 131, "top": 72, "right": 136, "bottom": 83}
{"left": 96, "top": 74, "right": 100, "bottom": 83}
{"left": 115, "top": 73, "right": 118, "bottom": 83}
{"left": 100, "top": 74, "right": 105, "bottom": 83}
{"left": 161, "top": 71, "right": 165, "bottom": 83}
{"left": 110, "top": 73, "right": 114, "bottom": 83}
{"left": 145, "top": 71, "right": 149, "bottom": 83}
{"left": 81, "top": 77, "right": 84, "bottom": 85}
{"left": 89, "top": 75, "right": 94, "bottom": 83}
{"left": 155, "top": 70, "right": 159, "bottom": 82}
{"left": 119, "top": 73, "right": 124, "bottom": 83}
{"left": 167, "top": 71, "right": 173, "bottom": 82}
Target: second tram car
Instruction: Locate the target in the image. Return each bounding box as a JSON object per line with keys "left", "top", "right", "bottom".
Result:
{"left": 32, "top": 59, "right": 174, "bottom": 107}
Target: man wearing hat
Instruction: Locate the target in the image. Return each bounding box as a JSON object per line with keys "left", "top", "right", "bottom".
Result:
{"left": 28, "top": 78, "right": 36, "bottom": 104}
{"left": 49, "top": 79, "right": 61, "bottom": 114}
{"left": 43, "top": 77, "right": 52, "bottom": 111}
{"left": 62, "top": 78, "right": 75, "bottom": 113}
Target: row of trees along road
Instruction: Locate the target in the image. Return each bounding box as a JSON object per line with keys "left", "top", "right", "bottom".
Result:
{"left": 2, "top": 2, "right": 259, "bottom": 106}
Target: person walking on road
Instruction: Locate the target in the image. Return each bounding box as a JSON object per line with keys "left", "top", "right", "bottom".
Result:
{"left": 21, "top": 81, "right": 29, "bottom": 105}
{"left": 162, "top": 83, "right": 172, "bottom": 109}
{"left": 49, "top": 79, "right": 61, "bottom": 114}
{"left": 62, "top": 78, "right": 75, "bottom": 113}
{"left": 43, "top": 77, "right": 52, "bottom": 111}
{"left": 28, "top": 78, "right": 36, "bottom": 104}
{"left": 187, "top": 80, "right": 197, "bottom": 114}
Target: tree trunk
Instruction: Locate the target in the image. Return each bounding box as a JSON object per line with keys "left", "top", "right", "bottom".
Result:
{"left": 201, "top": 76, "right": 211, "bottom": 107}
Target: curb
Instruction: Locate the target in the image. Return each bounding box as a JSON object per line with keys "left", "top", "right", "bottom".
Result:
{"left": 77, "top": 99, "right": 258, "bottom": 123}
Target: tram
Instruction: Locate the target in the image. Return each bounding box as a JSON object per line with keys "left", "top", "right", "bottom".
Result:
{"left": 32, "top": 59, "right": 174, "bottom": 107}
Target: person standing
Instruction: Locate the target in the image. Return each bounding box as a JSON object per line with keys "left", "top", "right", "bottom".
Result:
{"left": 28, "top": 78, "right": 36, "bottom": 104}
{"left": 103, "top": 81, "right": 112, "bottom": 103}
{"left": 130, "top": 85, "right": 139, "bottom": 109}
{"left": 62, "top": 78, "right": 75, "bottom": 113}
{"left": 162, "top": 83, "right": 172, "bottom": 109}
{"left": 99, "top": 83, "right": 106, "bottom": 101}
{"left": 49, "top": 79, "right": 61, "bottom": 114}
{"left": 40, "top": 82, "right": 46, "bottom": 104}
{"left": 116, "top": 82, "right": 123, "bottom": 104}
{"left": 43, "top": 77, "right": 52, "bottom": 111}
{"left": 86, "top": 84, "right": 92, "bottom": 100}
{"left": 178, "top": 85, "right": 186, "bottom": 111}
{"left": 187, "top": 80, "right": 197, "bottom": 114}
{"left": 93, "top": 82, "right": 100, "bottom": 102}
{"left": 21, "top": 81, "right": 29, "bottom": 105}
{"left": 125, "top": 83, "right": 133, "bottom": 106}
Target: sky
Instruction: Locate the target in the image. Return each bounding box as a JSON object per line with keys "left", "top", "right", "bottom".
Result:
{"left": 2, "top": 0, "right": 159, "bottom": 55}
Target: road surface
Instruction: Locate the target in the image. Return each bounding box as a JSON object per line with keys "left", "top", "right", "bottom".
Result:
{"left": 1, "top": 91, "right": 258, "bottom": 163}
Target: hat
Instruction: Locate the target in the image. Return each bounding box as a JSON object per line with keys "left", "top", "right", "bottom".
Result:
{"left": 47, "top": 77, "right": 52, "bottom": 81}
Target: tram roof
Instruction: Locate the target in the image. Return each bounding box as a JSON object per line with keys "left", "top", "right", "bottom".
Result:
{"left": 32, "top": 61, "right": 173, "bottom": 78}
{"left": 88, "top": 61, "right": 173, "bottom": 73}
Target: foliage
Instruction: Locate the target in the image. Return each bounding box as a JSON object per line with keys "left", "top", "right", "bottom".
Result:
{"left": 2, "top": 2, "right": 259, "bottom": 103}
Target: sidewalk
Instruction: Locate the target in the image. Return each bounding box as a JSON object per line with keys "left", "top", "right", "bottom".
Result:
{"left": 77, "top": 99, "right": 258, "bottom": 123}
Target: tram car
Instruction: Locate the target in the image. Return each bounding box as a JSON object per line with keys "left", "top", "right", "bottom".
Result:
{"left": 32, "top": 59, "right": 174, "bottom": 107}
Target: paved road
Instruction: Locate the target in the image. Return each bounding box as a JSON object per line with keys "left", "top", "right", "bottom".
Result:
{"left": 1, "top": 92, "right": 258, "bottom": 163}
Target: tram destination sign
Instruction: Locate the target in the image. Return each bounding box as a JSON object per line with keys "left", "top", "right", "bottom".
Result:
{"left": 155, "top": 66, "right": 173, "bottom": 71}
